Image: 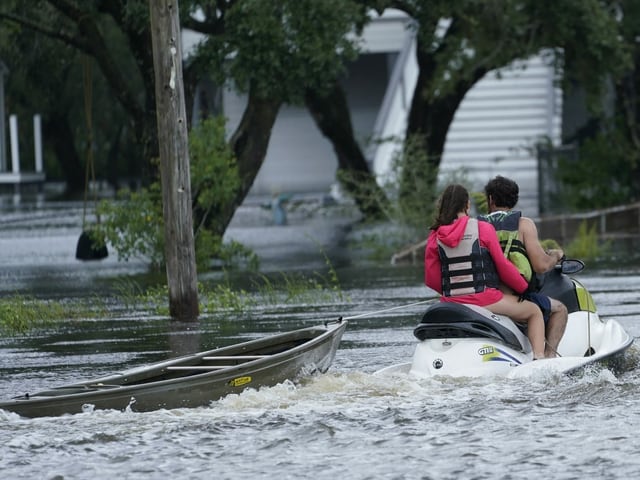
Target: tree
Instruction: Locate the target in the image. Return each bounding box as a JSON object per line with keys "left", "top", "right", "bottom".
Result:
{"left": 305, "top": 81, "right": 389, "bottom": 219}
{"left": 357, "top": 0, "right": 630, "bottom": 211}
{"left": 555, "top": 1, "right": 640, "bottom": 209}
{"left": 183, "top": 0, "right": 378, "bottom": 235}
{"left": 0, "top": 0, "right": 155, "bottom": 192}
{"left": 602, "top": 0, "right": 640, "bottom": 200}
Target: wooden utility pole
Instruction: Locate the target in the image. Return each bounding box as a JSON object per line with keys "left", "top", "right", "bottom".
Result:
{"left": 149, "top": 0, "right": 199, "bottom": 321}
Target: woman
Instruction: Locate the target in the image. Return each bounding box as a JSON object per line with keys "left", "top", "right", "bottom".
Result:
{"left": 424, "top": 184, "right": 546, "bottom": 359}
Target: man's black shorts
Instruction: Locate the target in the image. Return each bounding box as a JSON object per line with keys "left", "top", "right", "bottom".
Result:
{"left": 523, "top": 292, "right": 552, "bottom": 324}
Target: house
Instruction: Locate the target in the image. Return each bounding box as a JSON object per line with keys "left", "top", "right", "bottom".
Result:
{"left": 0, "top": 60, "right": 46, "bottom": 193}
{"left": 185, "top": 10, "right": 563, "bottom": 216}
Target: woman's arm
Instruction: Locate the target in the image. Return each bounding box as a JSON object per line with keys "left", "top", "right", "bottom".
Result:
{"left": 424, "top": 232, "right": 442, "bottom": 293}
{"left": 480, "top": 222, "right": 528, "bottom": 294}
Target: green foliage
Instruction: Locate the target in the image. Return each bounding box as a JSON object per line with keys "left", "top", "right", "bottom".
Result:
{"left": 97, "top": 183, "right": 164, "bottom": 268}
{"left": 190, "top": 117, "right": 239, "bottom": 216}
{"left": 341, "top": 134, "right": 476, "bottom": 259}
{"left": 556, "top": 128, "right": 639, "bottom": 211}
{"left": 202, "top": 283, "right": 254, "bottom": 314}
{"left": 191, "top": 117, "right": 260, "bottom": 269}
{"left": 394, "top": 135, "right": 440, "bottom": 230}
{"left": 0, "top": 294, "right": 57, "bottom": 333}
{"left": 116, "top": 265, "right": 346, "bottom": 317}
{"left": 322, "top": 250, "right": 345, "bottom": 302}
{"left": 402, "top": 0, "right": 629, "bottom": 105}
{"left": 189, "top": 117, "right": 256, "bottom": 269}
{"left": 378, "top": 0, "right": 631, "bottom": 231}
{"left": 0, "top": 294, "right": 107, "bottom": 335}
{"left": 0, "top": 259, "right": 346, "bottom": 333}
{"left": 194, "top": 0, "right": 363, "bottom": 103}
{"left": 470, "top": 191, "right": 488, "bottom": 215}
{"left": 199, "top": 273, "right": 344, "bottom": 316}
{"left": 97, "top": 117, "right": 256, "bottom": 271}
{"left": 340, "top": 134, "right": 440, "bottom": 235}
{"left": 565, "top": 220, "right": 610, "bottom": 262}
{"left": 0, "top": 1, "right": 144, "bottom": 187}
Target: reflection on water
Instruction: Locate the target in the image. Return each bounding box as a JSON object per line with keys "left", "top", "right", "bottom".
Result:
{"left": 1, "top": 199, "right": 640, "bottom": 479}
{"left": 1, "top": 271, "right": 639, "bottom": 479}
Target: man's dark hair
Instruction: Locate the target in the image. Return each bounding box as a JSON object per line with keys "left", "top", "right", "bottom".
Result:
{"left": 484, "top": 175, "right": 519, "bottom": 208}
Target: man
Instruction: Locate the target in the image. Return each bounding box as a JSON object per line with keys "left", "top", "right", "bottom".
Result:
{"left": 479, "top": 175, "right": 568, "bottom": 357}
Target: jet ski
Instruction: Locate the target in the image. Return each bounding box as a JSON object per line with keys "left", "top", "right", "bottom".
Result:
{"left": 377, "top": 259, "right": 634, "bottom": 378}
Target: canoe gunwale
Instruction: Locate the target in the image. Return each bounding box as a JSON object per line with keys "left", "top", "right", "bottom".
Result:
{"left": 0, "top": 320, "right": 347, "bottom": 417}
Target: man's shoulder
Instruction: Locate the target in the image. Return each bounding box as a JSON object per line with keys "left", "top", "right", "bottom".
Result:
{"left": 517, "top": 215, "right": 539, "bottom": 236}
{"left": 518, "top": 215, "right": 536, "bottom": 227}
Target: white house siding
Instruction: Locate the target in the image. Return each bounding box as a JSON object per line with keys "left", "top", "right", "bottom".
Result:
{"left": 369, "top": 35, "right": 417, "bottom": 178}
{"left": 368, "top": 38, "right": 562, "bottom": 216}
{"left": 224, "top": 53, "right": 393, "bottom": 199}
{"left": 223, "top": 88, "right": 336, "bottom": 196}
{"left": 439, "top": 55, "right": 562, "bottom": 216}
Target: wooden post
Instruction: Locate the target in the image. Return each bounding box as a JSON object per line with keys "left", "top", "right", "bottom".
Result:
{"left": 149, "top": 0, "right": 199, "bottom": 321}
{"left": 9, "top": 115, "right": 19, "bottom": 173}
{"left": 0, "top": 61, "right": 7, "bottom": 172}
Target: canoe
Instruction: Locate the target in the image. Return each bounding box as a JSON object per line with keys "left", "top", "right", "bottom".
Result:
{"left": 0, "top": 320, "right": 347, "bottom": 418}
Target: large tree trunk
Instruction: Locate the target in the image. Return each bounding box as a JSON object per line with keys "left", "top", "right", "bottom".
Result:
{"left": 305, "top": 82, "right": 388, "bottom": 219}
{"left": 195, "top": 86, "right": 282, "bottom": 237}
{"left": 149, "top": 0, "right": 199, "bottom": 322}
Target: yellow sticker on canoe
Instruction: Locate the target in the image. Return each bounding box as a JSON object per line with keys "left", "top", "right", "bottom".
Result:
{"left": 229, "top": 376, "right": 252, "bottom": 387}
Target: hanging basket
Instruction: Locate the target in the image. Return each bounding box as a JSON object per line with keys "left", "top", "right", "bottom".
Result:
{"left": 76, "top": 228, "right": 108, "bottom": 261}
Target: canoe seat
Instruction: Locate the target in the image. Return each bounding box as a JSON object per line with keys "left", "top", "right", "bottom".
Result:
{"left": 166, "top": 366, "right": 230, "bottom": 371}
{"left": 202, "top": 355, "right": 268, "bottom": 360}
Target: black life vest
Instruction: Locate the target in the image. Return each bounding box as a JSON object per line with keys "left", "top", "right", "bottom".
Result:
{"left": 437, "top": 218, "right": 500, "bottom": 297}
{"left": 478, "top": 210, "right": 534, "bottom": 284}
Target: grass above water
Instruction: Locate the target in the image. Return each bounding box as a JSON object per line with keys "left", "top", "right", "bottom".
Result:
{"left": 0, "top": 266, "right": 348, "bottom": 335}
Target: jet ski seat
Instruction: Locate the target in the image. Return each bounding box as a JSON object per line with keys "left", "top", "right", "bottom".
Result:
{"left": 414, "top": 302, "right": 527, "bottom": 352}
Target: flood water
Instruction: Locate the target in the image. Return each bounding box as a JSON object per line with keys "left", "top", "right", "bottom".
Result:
{"left": 1, "top": 198, "right": 640, "bottom": 479}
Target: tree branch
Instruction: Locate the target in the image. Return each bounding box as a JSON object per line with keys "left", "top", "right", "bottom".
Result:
{"left": 0, "top": 10, "right": 88, "bottom": 51}
{"left": 43, "top": 0, "right": 145, "bottom": 121}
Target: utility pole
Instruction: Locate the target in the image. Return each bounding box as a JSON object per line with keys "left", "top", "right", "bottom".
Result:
{"left": 149, "top": 0, "right": 199, "bottom": 321}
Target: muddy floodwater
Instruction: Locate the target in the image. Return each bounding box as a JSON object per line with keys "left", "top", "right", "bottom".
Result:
{"left": 1, "top": 199, "right": 640, "bottom": 479}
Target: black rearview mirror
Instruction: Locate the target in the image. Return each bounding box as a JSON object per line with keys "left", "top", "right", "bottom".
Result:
{"left": 561, "top": 259, "right": 585, "bottom": 275}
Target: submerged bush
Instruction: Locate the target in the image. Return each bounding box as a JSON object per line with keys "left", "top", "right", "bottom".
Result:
{"left": 565, "top": 220, "right": 610, "bottom": 262}
{"left": 96, "top": 116, "right": 256, "bottom": 271}
{"left": 0, "top": 294, "right": 106, "bottom": 335}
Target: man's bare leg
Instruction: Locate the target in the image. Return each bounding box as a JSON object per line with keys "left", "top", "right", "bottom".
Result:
{"left": 545, "top": 299, "right": 568, "bottom": 357}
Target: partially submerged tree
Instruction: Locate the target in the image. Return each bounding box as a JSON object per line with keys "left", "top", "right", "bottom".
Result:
{"left": 183, "top": 0, "right": 378, "bottom": 234}
{"left": 358, "top": 0, "right": 630, "bottom": 211}
{"left": 304, "top": 81, "right": 389, "bottom": 219}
